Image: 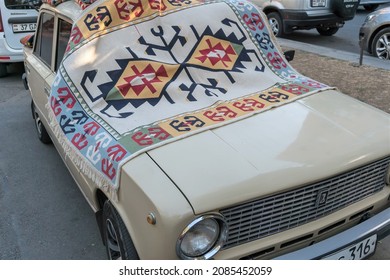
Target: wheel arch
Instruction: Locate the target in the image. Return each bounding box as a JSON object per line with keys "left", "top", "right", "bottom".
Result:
{"left": 94, "top": 188, "right": 143, "bottom": 258}
{"left": 262, "top": 7, "right": 281, "bottom": 16}
{"left": 368, "top": 24, "right": 390, "bottom": 54}
{"left": 95, "top": 189, "right": 109, "bottom": 245}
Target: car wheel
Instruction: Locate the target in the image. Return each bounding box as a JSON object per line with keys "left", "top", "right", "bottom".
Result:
{"left": 371, "top": 27, "right": 390, "bottom": 60}
{"left": 267, "top": 12, "right": 284, "bottom": 37}
{"left": 31, "top": 101, "right": 52, "bottom": 144}
{"left": 0, "top": 63, "right": 8, "bottom": 78}
{"left": 316, "top": 26, "right": 339, "bottom": 36}
{"left": 363, "top": 4, "right": 379, "bottom": 12}
{"left": 102, "top": 200, "right": 139, "bottom": 260}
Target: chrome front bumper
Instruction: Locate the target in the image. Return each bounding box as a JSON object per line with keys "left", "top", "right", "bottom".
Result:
{"left": 274, "top": 207, "right": 390, "bottom": 260}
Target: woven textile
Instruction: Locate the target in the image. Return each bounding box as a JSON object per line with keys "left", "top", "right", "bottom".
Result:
{"left": 42, "top": 0, "right": 97, "bottom": 9}
{"left": 47, "top": 0, "right": 331, "bottom": 198}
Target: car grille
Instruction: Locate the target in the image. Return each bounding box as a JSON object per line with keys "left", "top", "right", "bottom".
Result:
{"left": 220, "top": 157, "right": 390, "bottom": 249}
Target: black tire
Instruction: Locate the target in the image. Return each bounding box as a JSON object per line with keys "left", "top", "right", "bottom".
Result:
{"left": 363, "top": 4, "right": 379, "bottom": 12}
{"left": 102, "top": 200, "right": 139, "bottom": 260}
{"left": 316, "top": 26, "right": 339, "bottom": 36}
{"left": 31, "top": 101, "right": 52, "bottom": 144}
{"left": 332, "top": 0, "right": 360, "bottom": 18}
{"left": 0, "top": 63, "right": 8, "bottom": 78}
{"left": 371, "top": 27, "right": 390, "bottom": 60}
{"left": 267, "top": 12, "right": 284, "bottom": 37}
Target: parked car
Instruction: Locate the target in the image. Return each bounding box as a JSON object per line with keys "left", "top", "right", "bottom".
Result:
{"left": 24, "top": 0, "right": 390, "bottom": 260}
{"left": 0, "top": 0, "right": 40, "bottom": 77}
{"left": 359, "top": 5, "right": 390, "bottom": 60}
{"left": 359, "top": 0, "right": 390, "bottom": 11}
{"left": 250, "top": 0, "right": 360, "bottom": 37}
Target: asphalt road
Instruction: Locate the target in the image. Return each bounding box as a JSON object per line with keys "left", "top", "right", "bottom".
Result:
{"left": 282, "top": 4, "right": 390, "bottom": 56}
{"left": 0, "top": 63, "right": 106, "bottom": 259}
{"left": 0, "top": 61, "right": 389, "bottom": 260}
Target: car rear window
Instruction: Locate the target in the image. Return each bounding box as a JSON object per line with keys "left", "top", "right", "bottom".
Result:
{"left": 5, "top": 0, "right": 40, "bottom": 9}
{"left": 34, "top": 12, "right": 54, "bottom": 67}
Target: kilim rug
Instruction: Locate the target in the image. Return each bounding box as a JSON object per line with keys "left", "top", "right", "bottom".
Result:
{"left": 44, "top": 0, "right": 332, "bottom": 199}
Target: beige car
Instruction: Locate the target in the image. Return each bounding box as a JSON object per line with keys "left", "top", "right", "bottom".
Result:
{"left": 24, "top": 0, "right": 390, "bottom": 260}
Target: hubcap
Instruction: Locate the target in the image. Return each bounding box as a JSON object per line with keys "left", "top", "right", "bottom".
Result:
{"left": 269, "top": 18, "right": 279, "bottom": 36}
{"left": 375, "top": 33, "right": 390, "bottom": 60}
{"left": 34, "top": 111, "right": 43, "bottom": 136}
{"left": 106, "top": 219, "right": 122, "bottom": 260}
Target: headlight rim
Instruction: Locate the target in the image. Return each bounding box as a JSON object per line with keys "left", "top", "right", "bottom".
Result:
{"left": 176, "top": 213, "right": 228, "bottom": 260}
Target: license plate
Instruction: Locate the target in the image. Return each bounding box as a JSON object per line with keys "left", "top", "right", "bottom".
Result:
{"left": 323, "top": 234, "right": 377, "bottom": 260}
{"left": 12, "top": 23, "right": 37, "bottom": 33}
{"left": 311, "top": 0, "right": 326, "bottom": 7}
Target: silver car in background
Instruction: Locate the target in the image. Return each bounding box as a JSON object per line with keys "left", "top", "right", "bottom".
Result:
{"left": 0, "top": 0, "right": 39, "bottom": 77}
{"left": 359, "top": 0, "right": 390, "bottom": 11}
{"left": 359, "top": 5, "right": 390, "bottom": 60}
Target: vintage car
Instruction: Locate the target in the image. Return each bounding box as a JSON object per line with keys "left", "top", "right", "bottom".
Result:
{"left": 23, "top": 0, "right": 390, "bottom": 260}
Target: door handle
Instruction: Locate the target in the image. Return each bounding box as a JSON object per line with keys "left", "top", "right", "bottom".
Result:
{"left": 24, "top": 64, "right": 30, "bottom": 74}
{"left": 44, "top": 86, "right": 50, "bottom": 96}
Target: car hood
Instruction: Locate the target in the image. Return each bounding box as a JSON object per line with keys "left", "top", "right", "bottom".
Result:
{"left": 146, "top": 90, "right": 390, "bottom": 214}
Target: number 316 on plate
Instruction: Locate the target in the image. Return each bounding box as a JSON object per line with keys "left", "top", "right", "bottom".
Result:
{"left": 323, "top": 234, "right": 377, "bottom": 260}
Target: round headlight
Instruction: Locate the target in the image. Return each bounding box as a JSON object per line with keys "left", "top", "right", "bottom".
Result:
{"left": 177, "top": 215, "right": 227, "bottom": 260}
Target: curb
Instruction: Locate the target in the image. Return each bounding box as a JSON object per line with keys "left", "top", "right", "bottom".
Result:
{"left": 278, "top": 38, "right": 390, "bottom": 71}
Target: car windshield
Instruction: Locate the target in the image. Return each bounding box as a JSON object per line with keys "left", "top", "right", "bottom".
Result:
{"left": 4, "top": 0, "right": 41, "bottom": 9}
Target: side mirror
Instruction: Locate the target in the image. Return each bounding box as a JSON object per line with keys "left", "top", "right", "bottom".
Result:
{"left": 20, "top": 34, "right": 34, "bottom": 48}
{"left": 284, "top": 50, "right": 295, "bottom": 62}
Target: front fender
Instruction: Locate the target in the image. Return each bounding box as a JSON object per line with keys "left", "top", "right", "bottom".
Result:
{"left": 112, "top": 153, "right": 194, "bottom": 259}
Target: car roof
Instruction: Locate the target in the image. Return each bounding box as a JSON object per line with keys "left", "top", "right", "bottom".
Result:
{"left": 41, "top": 1, "right": 82, "bottom": 22}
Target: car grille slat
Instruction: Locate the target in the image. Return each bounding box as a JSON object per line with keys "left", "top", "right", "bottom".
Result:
{"left": 221, "top": 157, "right": 390, "bottom": 249}
{"left": 227, "top": 197, "right": 315, "bottom": 228}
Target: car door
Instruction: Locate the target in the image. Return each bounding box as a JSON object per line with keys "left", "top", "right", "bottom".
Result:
{"left": 26, "top": 8, "right": 76, "bottom": 126}
{"left": 25, "top": 9, "right": 55, "bottom": 125}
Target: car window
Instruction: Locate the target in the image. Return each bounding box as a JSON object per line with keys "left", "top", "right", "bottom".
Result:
{"left": 4, "top": 0, "right": 40, "bottom": 9}
{"left": 56, "top": 18, "right": 72, "bottom": 71}
{"left": 34, "top": 12, "right": 54, "bottom": 68}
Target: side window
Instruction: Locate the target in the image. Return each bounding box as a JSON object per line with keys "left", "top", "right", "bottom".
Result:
{"left": 55, "top": 19, "right": 72, "bottom": 71}
{"left": 34, "top": 12, "right": 54, "bottom": 67}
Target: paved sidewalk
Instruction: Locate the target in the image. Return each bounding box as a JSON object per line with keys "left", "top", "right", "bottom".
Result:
{"left": 279, "top": 38, "right": 390, "bottom": 71}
